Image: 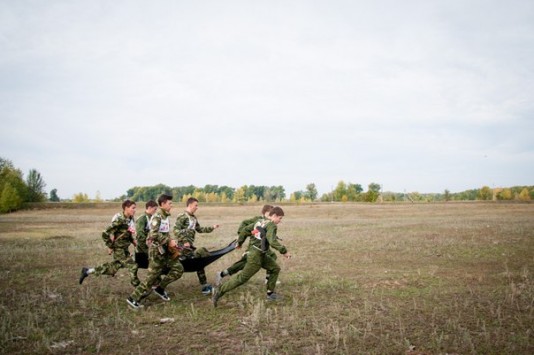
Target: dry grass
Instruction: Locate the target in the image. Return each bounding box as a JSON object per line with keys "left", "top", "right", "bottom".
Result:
{"left": 0, "top": 202, "right": 532, "bottom": 354}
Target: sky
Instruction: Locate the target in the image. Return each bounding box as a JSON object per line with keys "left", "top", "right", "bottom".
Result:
{"left": 1, "top": 0, "right": 533, "bottom": 200}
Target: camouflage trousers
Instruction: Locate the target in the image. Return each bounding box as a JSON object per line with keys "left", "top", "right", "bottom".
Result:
{"left": 227, "top": 249, "right": 277, "bottom": 278}
{"left": 219, "top": 248, "right": 281, "bottom": 298}
{"left": 94, "top": 248, "right": 140, "bottom": 286}
{"left": 130, "top": 247, "right": 184, "bottom": 302}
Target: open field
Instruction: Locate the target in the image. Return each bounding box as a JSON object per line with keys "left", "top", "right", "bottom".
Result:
{"left": 0, "top": 202, "right": 532, "bottom": 354}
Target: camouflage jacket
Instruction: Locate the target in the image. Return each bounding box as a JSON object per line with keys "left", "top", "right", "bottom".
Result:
{"left": 102, "top": 212, "right": 136, "bottom": 250}
{"left": 241, "top": 219, "right": 287, "bottom": 255}
{"left": 147, "top": 208, "right": 172, "bottom": 248}
{"left": 173, "top": 211, "right": 214, "bottom": 246}
{"left": 135, "top": 212, "right": 152, "bottom": 252}
{"left": 236, "top": 215, "right": 263, "bottom": 247}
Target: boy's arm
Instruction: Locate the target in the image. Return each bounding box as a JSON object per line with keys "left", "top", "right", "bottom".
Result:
{"left": 237, "top": 221, "right": 255, "bottom": 247}
{"left": 194, "top": 220, "right": 215, "bottom": 234}
{"left": 237, "top": 216, "right": 258, "bottom": 235}
{"left": 102, "top": 218, "right": 121, "bottom": 248}
{"left": 266, "top": 224, "right": 287, "bottom": 255}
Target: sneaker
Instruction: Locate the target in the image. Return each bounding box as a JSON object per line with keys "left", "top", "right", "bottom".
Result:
{"left": 211, "top": 287, "right": 221, "bottom": 307}
{"left": 79, "top": 267, "right": 89, "bottom": 284}
{"left": 215, "top": 272, "right": 224, "bottom": 286}
{"left": 126, "top": 297, "right": 143, "bottom": 309}
{"left": 266, "top": 292, "right": 282, "bottom": 301}
{"left": 201, "top": 284, "right": 213, "bottom": 295}
{"left": 154, "top": 286, "right": 170, "bottom": 301}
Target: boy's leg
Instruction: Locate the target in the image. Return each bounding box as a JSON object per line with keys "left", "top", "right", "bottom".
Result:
{"left": 194, "top": 247, "right": 212, "bottom": 293}
{"left": 219, "top": 250, "right": 262, "bottom": 297}
{"left": 216, "top": 253, "right": 248, "bottom": 286}
{"left": 262, "top": 254, "right": 281, "bottom": 293}
{"left": 158, "top": 257, "right": 184, "bottom": 289}
{"left": 130, "top": 263, "right": 163, "bottom": 301}
{"left": 126, "top": 257, "right": 140, "bottom": 286}
{"left": 92, "top": 261, "right": 117, "bottom": 277}
{"left": 227, "top": 253, "right": 248, "bottom": 275}
{"left": 265, "top": 250, "right": 277, "bottom": 281}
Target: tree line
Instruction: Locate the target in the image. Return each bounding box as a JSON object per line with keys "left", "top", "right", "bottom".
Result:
{"left": 122, "top": 184, "right": 288, "bottom": 203}
{"left": 1, "top": 156, "right": 532, "bottom": 213}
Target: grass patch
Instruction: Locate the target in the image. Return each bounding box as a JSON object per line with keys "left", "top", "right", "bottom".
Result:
{"left": 0, "top": 203, "right": 532, "bottom": 354}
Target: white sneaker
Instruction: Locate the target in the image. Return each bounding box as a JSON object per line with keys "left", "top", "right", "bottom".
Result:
{"left": 127, "top": 297, "right": 144, "bottom": 309}
{"left": 154, "top": 287, "right": 170, "bottom": 301}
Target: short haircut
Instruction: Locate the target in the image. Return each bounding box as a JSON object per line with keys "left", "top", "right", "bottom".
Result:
{"left": 157, "top": 194, "right": 173, "bottom": 206}
{"left": 261, "top": 204, "right": 274, "bottom": 215}
{"left": 145, "top": 200, "right": 158, "bottom": 209}
{"left": 186, "top": 197, "right": 199, "bottom": 206}
{"left": 269, "top": 206, "right": 284, "bottom": 217}
{"left": 122, "top": 199, "right": 136, "bottom": 210}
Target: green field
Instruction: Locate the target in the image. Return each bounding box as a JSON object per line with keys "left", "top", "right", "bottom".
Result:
{"left": 0, "top": 202, "right": 532, "bottom": 354}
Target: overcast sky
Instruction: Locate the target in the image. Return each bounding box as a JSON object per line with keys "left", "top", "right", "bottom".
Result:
{"left": 1, "top": 0, "right": 533, "bottom": 199}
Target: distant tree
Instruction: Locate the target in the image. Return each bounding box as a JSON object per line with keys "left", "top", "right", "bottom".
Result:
{"left": 497, "top": 188, "right": 513, "bottom": 200}
{"left": 0, "top": 183, "right": 23, "bottom": 213}
{"left": 292, "top": 191, "right": 303, "bottom": 201}
{"left": 444, "top": 189, "right": 451, "bottom": 202}
{"left": 26, "top": 169, "right": 47, "bottom": 202}
{"left": 518, "top": 188, "right": 531, "bottom": 201}
{"left": 333, "top": 181, "right": 347, "bottom": 201}
{"left": 193, "top": 189, "right": 206, "bottom": 202}
{"left": 478, "top": 186, "right": 493, "bottom": 200}
{"left": 0, "top": 159, "right": 28, "bottom": 211}
{"left": 364, "top": 183, "right": 381, "bottom": 202}
{"left": 266, "top": 186, "right": 285, "bottom": 201}
{"left": 73, "top": 192, "right": 90, "bottom": 203}
{"left": 320, "top": 192, "right": 332, "bottom": 202}
{"left": 49, "top": 188, "right": 60, "bottom": 202}
{"left": 233, "top": 186, "right": 246, "bottom": 203}
{"left": 206, "top": 192, "right": 218, "bottom": 203}
{"left": 304, "top": 183, "right": 318, "bottom": 201}
{"left": 347, "top": 183, "right": 363, "bottom": 201}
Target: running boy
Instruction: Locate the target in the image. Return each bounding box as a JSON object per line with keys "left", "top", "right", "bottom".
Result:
{"left": 212, "top": 206, "right": 291, "bottom": 307}
{"left": 134, "top": 200, "right": 158, "bottom": 269}
{"left": 79, "top": 200, "right": 139, "bottom": 287}
{"left": 127, "top": 194, "right": 184, "bottom": 309}
{"left": 215, "top": 205, "right": 274, "bottom": 285}
{"left": 174, "top": 197, "right": 220, "bottom": 295}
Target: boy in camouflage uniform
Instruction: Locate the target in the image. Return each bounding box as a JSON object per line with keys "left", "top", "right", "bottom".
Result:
{"left": 174, "top": 197, "right": 220, "bottom": 295}
{"left": 79, "top": 200, "right": 140, "bottom": 287}
{"left": 134, "top": 200, "right": 158, "bottom": 270}
{"left": 212, "top": 206, "right": 291, "bottom": 307}
{"left": 127, "top": 194, "right": 184, "bottom": 309}
{"left": 215, "top": 205, "right": 275, "bottom": 285}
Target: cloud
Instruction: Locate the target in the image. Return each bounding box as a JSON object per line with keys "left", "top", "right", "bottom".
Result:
{"left": 1, "top": 0, "right": 533, "bottom": 199}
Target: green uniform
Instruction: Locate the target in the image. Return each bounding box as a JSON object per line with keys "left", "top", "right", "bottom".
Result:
{"left": 129, "top": 208, "right": 184, "bottom": 302}
{"left": 218, "top": 219, "right": 287, "bottom": 297}
{"left": 173, "top": 211, "right": 214, "bottom": 285}
{"left": 93, "top": 212, "right": 140, "bottom": 286}
{"left": 226, "top": 216, "right": 277, "bottom": 276}
{"left": 135, "top": 212, "right": 151, "bottom": 254}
